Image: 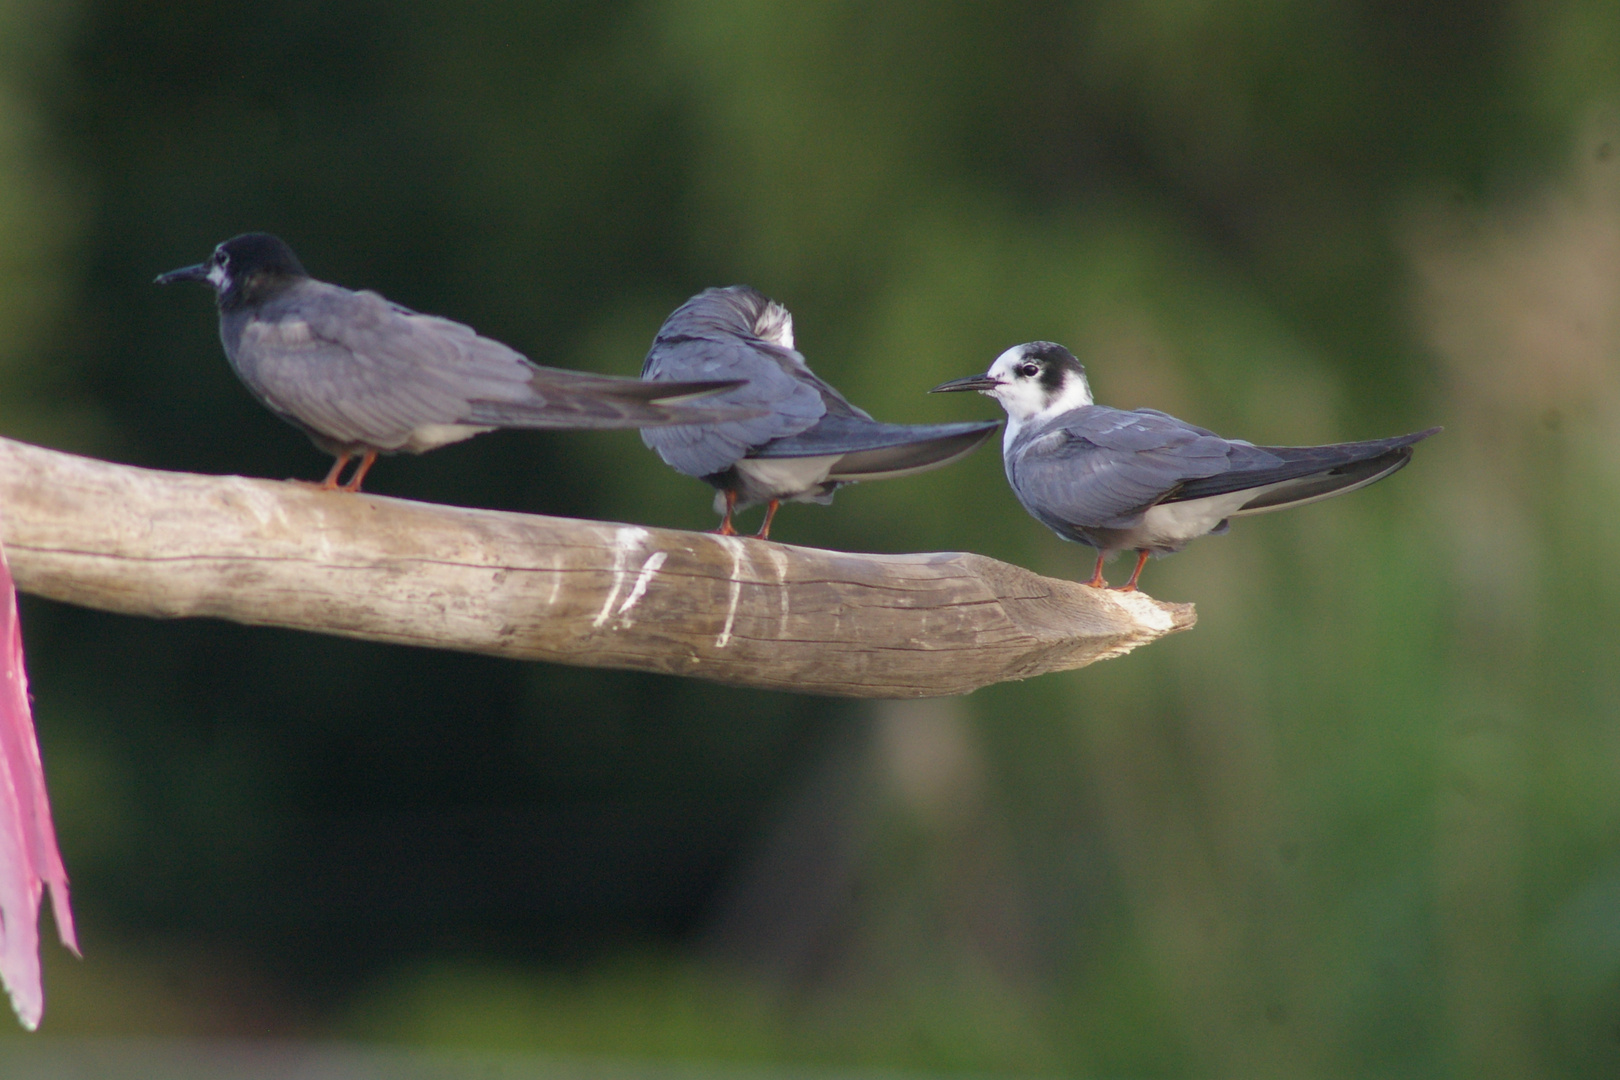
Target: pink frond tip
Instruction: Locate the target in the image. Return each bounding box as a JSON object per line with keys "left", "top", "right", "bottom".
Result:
{"left": 0, "top": 523, "right": 76, "bottom": 1030}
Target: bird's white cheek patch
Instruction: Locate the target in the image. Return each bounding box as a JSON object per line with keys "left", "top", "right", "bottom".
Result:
{"left": 994, "top": 380, "right": 1053, "bottom": 423}
{"left": 207, "top": 263, "right": 230, "bottom": 289}
{"left": 1028, "top": 375, "right": 1095, "bottom": 420}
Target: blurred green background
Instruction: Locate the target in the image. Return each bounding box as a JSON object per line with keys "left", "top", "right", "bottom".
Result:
{"left": 0, "top": 1, "right": 1617, "bottom": 1076}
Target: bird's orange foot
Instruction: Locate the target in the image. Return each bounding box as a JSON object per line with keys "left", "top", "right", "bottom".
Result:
{"left": 295, "top": 450, "right": 373, "bottom": 492}
{"left": 712, "top": 490, "right": 741, "bottom": 536}
{"left": 337, "top": 450, "right": 378, "bottom": 492}
{"left": 1114, "top": 550, "right": 1150, "bottom": 592}
{"left": 754, "top": 500, "right": 780, "bottom": 540}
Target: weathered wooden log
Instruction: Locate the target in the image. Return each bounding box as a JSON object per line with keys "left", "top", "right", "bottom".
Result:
{"left": 0, "top": 437, "right": 1193, "bottom": 697}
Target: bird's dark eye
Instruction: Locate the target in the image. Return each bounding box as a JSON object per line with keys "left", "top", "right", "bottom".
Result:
{"left": 1019, "top": 362, "right": 1040, "bottom": 378}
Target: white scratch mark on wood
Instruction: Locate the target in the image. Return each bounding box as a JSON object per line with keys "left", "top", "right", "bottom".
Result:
{"left": 546, "top": 559, "right": 563, "bottom": 607}
{"left": 763, "top": 545, "right": 790, "bottom": 638}
{"left": 714, "top": 536, "right": 745, "bottom": 647}
{"left": 593, "top": 526, "right": 648, "bottom": 628}
{"left": 614, "top": 550, "right": 667, "bottom": 628}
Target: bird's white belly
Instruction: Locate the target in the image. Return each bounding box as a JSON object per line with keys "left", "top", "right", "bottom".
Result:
{"left": 1135, "top": 480, "right": 1299, "bottom": 547}
{"left": 723, "top": 454, "right": 841, "bottom": 508}
{"left": 399, "top": 423, "right": 496, "bottom": 453}
{"left": 1137, "top": 490, "right": 1256, "bottom": 546}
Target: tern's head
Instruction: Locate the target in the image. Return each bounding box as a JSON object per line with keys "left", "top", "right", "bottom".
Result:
{"left": 931, "top": 342, "right": 1092, "bottom": 423}
{"left": 154, "top": 233, "right": 309, "bottom": 311}
{"left": 660, "top": 285, "right": 795, "bottom": 350}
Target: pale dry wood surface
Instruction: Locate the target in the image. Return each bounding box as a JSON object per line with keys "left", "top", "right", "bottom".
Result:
{"left": 0, "top": 437, "right": 1193, "bottom": 698}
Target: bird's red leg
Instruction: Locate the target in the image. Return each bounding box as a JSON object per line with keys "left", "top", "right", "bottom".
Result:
{"left": 1082, "top": 551, "right": 1109, "bottom": 588}
{"left": 1115, "top": 550, "right": 1150, "bottom": 592}
{"left": 714, "top": 490, "right": 739, "bottom": 536}
{"left": 755, "top": 500, "right": 780, "bottom": 540}
{"left": 338, "top": 449, "right": 378, "bottom": 493}
{"left": 315, "top": 454, "right": 351, "bottom": 491}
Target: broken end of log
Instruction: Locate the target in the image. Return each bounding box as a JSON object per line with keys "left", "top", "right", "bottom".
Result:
{"left": 952, "top": 550, "right": 1196, "bottom": 683}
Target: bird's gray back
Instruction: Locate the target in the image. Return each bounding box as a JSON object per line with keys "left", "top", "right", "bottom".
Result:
{"left": 640, "top": 288, "right": 841, "bottom": 478}
{"left": 1006, "top": 406, "right": 1260, "bottom": 538}
{"left": 222, "top": 280, "right": 540, "bottom": 449}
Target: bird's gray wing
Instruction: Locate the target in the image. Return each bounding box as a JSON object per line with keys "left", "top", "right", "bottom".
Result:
{"left": 237, "top": 287, "right": 506, "bottom": 448}
{"left": 766, "top": 352, "right": 875, "bottom": 422}
{"left": 640, "top": 331, "right": 828, "bottom": 477}
{"left": 1167, "top": 427, "right": 1441, "bottom": 509}
{"left": 243, "top": 287, "right": 754, "bottom": 446}
{"left": 822, "top": 421, "right": 1000, "bottom": 481}
{"left": 379, "top": 297, "right": 768, "bottom": 428}
{"left": 465, "top": 366, "right": 765, "bottom": 429}
{"left": 1010, "top": 407, "right": 1265, "bottom": 528}
{"left": 754, "top": 415, "right": 999, "bottom": 461}
{"left": 359, "top": 306, "right": 761, "bottom": 431}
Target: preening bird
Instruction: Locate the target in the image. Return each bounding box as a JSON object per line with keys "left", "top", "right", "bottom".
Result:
{"left": 933, "top": 342, "right": 1439, "bottom": 591}
{"left": 156, "top": 233, "right": 759, "bottom": 491}
{"left": 640, "top": 285, "right": 1001, "bottom": 537}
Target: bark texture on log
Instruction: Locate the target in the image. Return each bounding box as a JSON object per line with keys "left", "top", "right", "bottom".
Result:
{"left": 0, "top": 438, "right": 1193, "bottom": 698}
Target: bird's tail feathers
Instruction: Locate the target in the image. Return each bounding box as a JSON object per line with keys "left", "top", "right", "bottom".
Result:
{"left": 469, "top": 376, "right": 766, "bottom": 429}
{"left": 1224, "top": 448, "right": 1414, "bottom": 516}
{"left": 1167, "top": 427, "right": 1439, "bottom": 510}
{"left": 752, "top": 416, "right": 999, "bottom": 460}
{"left": 824, "top": 423, "right": 1001, "bottom": 481}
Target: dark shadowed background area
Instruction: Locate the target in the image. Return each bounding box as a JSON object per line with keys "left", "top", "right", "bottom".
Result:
{"left": 1, "top": 2, "right": 1619, "bottom": 1077}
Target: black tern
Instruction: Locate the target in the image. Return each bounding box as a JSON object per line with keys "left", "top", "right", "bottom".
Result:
{"left": 156, "top": 233, "right": 760, "bottom": 491}
{"left": 639, "top": 286, "right": 1001, "bottom": 537}
{"left": 933, "top": 342, "right": 1440, "bottom": 591}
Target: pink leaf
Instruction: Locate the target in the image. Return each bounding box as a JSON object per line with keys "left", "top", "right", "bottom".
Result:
{"left": 0, "top": 520, "right": 76, "bottom": 1030}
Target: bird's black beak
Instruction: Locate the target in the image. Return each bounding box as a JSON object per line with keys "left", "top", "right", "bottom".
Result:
{"left": 154, "top": 262, "right": 210, "bottom": 286}
{"left": 930, "top": 373, "right": 1001, "bottom": 394}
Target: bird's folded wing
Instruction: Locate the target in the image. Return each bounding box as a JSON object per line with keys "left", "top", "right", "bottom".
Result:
{"left": 1165, "top": 428, "right": 1441, "bottom": 505}
{"left": 467, "top": 371, "right": 766, "bottom": 429}
{"left": 752, "top": 415, "right": 998, "bottom": 459}
{"left": 246, "top": 295, "right": 509, "bottom": 448}
{"left": 1010, "top": 408, "right": 1244, "bottom": 528}
{"left": 249, "top": 293, "right": 755, "bottom": 443}
{"left": 639, "top": 332, "right": 827, "bottom": 477}
{"left": 825, "top": 422, "right": 1001, "bottom": 481}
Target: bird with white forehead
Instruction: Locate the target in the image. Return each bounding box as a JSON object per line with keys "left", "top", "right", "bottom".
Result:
{"left": 933, "top": 342, "right": 1439, "bottom": 591}
{"left": 640, "top": 286, "right": 1001, "bottom": 538}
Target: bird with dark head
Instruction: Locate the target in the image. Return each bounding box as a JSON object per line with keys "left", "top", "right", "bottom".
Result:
{"left": 640, "top": 285, "right": 1001, "bottom": 538}
{"left": 156, "top": 233, "right": 761, "bottom": 491}
{"left": 933, "top": 342, "right": 1440, "bottom": 592}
